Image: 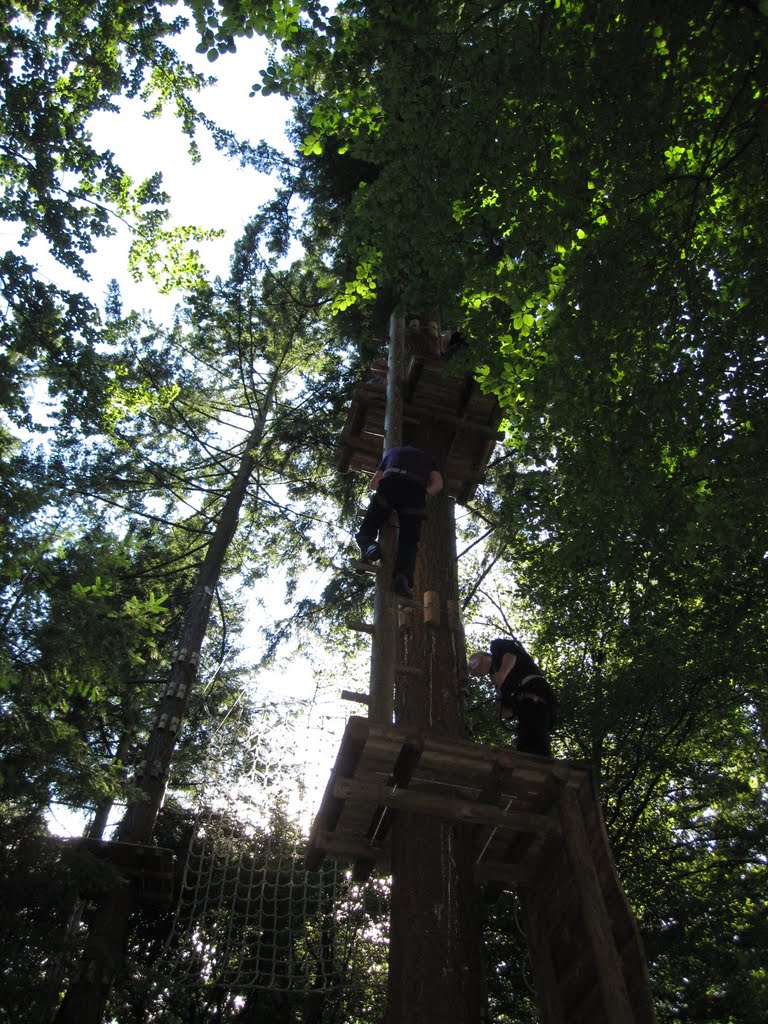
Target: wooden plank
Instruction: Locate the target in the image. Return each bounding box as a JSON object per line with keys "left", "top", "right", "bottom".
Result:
{"left": 352, "top": 855, "right": 378, "bottom": 882}
{"left": 355, "top": 724, "right": 578, "bottom": 799}
{"left": 306, "top": 717, "right": 371, "bottom": 870}
{"left": 401, "top": 403, "right": 502, "bottom": 439}
{"left": 390, "top": 738, "right": 424, "bottom": 787}
{"left": 351, "top": 560, "right": 380, "bottom": 575}
{"left": 559, "top": 786, "right": 634, "bottom": 1024}
{"left": 574, "top": 778, "right": 658, "bottom": 1024}
{"left": 354, "top": 736, "right": 425, "bottom": 857}
{"left": 476, "top": 759, "right": 506, "bottom": 804}
{"left": 312, "top": 830, "right": 386, "bottom": 864}
{"left": 333, "top": 778, "right": 561, "bottom": 834}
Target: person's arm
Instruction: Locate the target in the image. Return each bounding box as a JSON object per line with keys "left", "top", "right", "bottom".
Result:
{"left": 426, "top": 470, "right": 443, "bottom": 495}
{"left": 370, "top": 469, "right": 383, "bottom": 490}
{"left": 491, "top": 651, "right": 516, "bottom": 687}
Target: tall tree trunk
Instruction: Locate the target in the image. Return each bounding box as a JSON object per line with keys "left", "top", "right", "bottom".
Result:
{"left": 386, "top": 413, "right": 485, "bottom": 1022}
{"left": 55, "top": 372, "right": 280, "bottom": 1024}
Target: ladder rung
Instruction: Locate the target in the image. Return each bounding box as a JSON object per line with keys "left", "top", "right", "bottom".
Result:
{"left": 352, "top": 561, "right": 380, "bottom": 575}
{"left": 341, "top": 690, "right": 371, "bottom": 704}
{"left": 395, "top": 665, "right": 423, "bottom": 677}
{"left": 346, "top": 619, "right": 375, "bottom": 634}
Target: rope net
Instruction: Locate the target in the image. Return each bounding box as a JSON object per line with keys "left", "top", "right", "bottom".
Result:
{"left": 150, "top": 686, "right": 389, "bottom": 999}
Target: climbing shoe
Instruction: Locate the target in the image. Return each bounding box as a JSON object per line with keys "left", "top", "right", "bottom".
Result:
{"left": 360, "top": 542, "right": 382, "bottom": 564}
{"left": 393, "top": 574, "right": 413, "bottom": 599}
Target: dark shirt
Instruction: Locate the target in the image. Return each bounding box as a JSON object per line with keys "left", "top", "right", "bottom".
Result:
{"left": 490, "top": 638, "right": 547, "bottom": 704}
{"left": 378, "top": 446, "right": 439, "bottom": 488}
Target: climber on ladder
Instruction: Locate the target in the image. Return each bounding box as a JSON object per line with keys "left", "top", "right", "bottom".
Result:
{"left": 355, "top": 445, "right": 443, "bottom": 599}
{"left": 468, "top": 638, "right": 557, "bottom": 756}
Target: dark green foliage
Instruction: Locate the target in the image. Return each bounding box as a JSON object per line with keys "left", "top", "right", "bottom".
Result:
{"left": 0, "top": 812, "right": 76, "bottom": 1024}
{"left": 245, "top": 4, "right": 768, "bottom": 1020}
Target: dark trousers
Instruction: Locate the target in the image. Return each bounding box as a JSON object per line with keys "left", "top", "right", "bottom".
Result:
{"left": 357, "top": 476, "right": 426, "bottom": 584}
{"left": 515, "top": 697, "right": 553, "bottom": 756}
{"left": 499, "top": 678, "right": 555, "bottom": 757}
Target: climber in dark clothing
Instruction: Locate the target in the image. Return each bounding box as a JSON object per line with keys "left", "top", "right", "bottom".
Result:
{"left": 468, "top": 638, "right": 556, "bottom": 756}
{"left": 356, "top": 445, "right": 443, "bottom": 599}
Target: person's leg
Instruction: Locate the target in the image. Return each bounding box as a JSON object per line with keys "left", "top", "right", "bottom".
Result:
{"left": 391, "top": 481, "right": 427, "bottom": 593}
{"left": 515, "top": 698, "right": 551, "bottom": 756}
{"left": 394, "top": 511, "right": 423, "bottom": 582}
{"left": 356, "top": 490, "right": 392, "bottom": 556}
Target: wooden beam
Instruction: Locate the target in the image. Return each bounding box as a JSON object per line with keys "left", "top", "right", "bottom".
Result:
{"left": 351, "top": 560, "right": 380, "bottom": 575}
{"left": 346, "top": 618, "right": 374, "bottom": 634}
{"left": 559, "top": 786, "right": 634, "bottom": 1024}
{"left": 333, "top": 778, "right": 561, "bottom": 834}
{"left": 341, "top": 690, "right": 370, "bottom": 705}
{"left": 313, "top": 830, "right": 386, "bottom": 863}
{"left": 352, "top": 856, "right": 378, "bottom": 883}
{"left": 405, "top": 406, "right": 503, "bottom": 439}
{"left": 306, "top": 717, "right": 370, "bottom": 871}
{"left": 391, "top": 738, "right": 423, "bottom": 787}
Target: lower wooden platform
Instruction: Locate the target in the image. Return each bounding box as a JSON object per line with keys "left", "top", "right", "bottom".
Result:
{"left": 306, "top": 717, "right": 656, "bottom": 1024}
{"left": 64, "top": 837, "right": 174, "bottom": 904}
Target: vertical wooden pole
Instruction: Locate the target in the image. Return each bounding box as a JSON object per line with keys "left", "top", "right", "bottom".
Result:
{"left": 384, "top": 311, "right": 403, "bottom": 450}
{"left": 369, "top": 314, "right": 404, "bottom": 724}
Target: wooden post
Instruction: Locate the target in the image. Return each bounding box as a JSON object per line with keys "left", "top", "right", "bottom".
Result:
{"left": 384, "top": 311, "right": 403, "bottom": 449}
{"left": 423, "top": 590, "right": 440, "bottom": 626}
{"left": 369, "top": 313, "right": 405, "bottom": 724}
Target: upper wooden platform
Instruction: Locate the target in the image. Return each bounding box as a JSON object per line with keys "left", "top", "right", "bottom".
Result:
{"left": 306, "top": 717, "right": 656, "bottom": 1024}
{"left": 336, "top": 356, "right": 504, "bottom": 503}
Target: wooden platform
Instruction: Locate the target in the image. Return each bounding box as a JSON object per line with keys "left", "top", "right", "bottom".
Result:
{"left": 306, "top": 717, "right": 656, "bottom": 1024}
{"left": 64, "top": 837, "right": 174, "bottom": 904}
{"left": 336, "top": 356, "right": 504, "bottom": 503}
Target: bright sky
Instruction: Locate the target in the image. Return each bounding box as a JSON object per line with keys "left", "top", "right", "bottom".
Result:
{"left": 31, "top": 23, "right": 347, "bottom": 840}
{"left": 13, "top": 18, "right": 293, "bottom": 321}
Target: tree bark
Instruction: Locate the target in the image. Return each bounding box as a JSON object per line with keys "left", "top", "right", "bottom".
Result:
{"left": 386, "top": 408, "right": 485, "bottom": 1022}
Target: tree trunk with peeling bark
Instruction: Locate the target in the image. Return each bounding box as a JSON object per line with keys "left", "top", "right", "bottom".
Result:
{"left": 386, "top": 411, "right": 486, "bottom": 1023}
